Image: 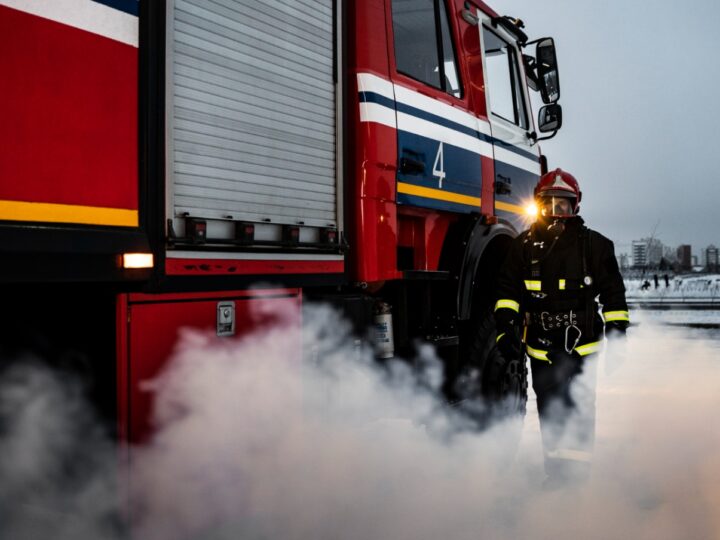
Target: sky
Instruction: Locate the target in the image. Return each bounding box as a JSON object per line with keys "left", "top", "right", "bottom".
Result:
{"left": 499, "top": 0, "right": 720, "bottom": 257}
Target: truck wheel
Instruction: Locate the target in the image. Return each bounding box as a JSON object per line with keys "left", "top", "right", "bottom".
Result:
{"left": 454, "top": 309, "right": 528, "bottom": 428}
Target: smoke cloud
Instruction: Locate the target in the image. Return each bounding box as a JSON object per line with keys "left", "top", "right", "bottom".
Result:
{"left": 0, "top": 358, "right": 119, "bottom": 540}
{"left": 0, "top": 304, "right": 719, "bottom": 539}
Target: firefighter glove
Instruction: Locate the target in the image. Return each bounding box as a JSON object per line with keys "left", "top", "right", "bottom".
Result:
{"left": 605, "top": 320, "right": 628, "bottom": 339}
{"left": 494, "top": 305, "right": 523, "bottom": 359}
{"left": 604, "top": 321, "right": 628, "bottom": 375}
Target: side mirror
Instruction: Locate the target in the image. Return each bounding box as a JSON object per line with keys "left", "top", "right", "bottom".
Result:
{"left": 537, "top": 103, "right": 562, "bottom": 138}
{"left": 536, "top": 38, "right": 560, "bottom": 103}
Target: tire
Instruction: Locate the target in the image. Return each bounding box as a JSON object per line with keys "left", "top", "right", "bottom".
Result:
{"left": 453, "top": 309, "right": 528, "bottom": 429}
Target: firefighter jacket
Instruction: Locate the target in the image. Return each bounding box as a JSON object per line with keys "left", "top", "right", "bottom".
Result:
{"left": 494, "top": 217, "right": 629, "bottom": 362}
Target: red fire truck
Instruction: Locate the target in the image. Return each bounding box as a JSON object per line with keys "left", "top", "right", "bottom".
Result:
{"left": 0, "top": 0, "right": 562, "bottom": 441}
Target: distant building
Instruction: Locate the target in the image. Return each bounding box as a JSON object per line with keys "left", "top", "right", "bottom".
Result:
{"left": 632, "top": 238, "right": 663, "bottom": 268}
{"left": 677, "top": 244, "right": 692, "bottom": 270}
{"left": 632, "top": 241, "right": 647, "bottom": 268}
{"left": 705, "top": 245, "right": 719, "bottom": 272}
{"left": 618, "top": 253, "right": 630, "bottom": 269}
{"left": 692, "top": 255, "right": 699, "bottom": 267}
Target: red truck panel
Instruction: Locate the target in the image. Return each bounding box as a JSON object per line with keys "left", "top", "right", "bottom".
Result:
{"left": 165, "top": 258, "right": 344, "bottom": 277}
{"left": 117, "top": 289, "right": 302, "bottom": 443}
{"left": 347, "top": 0, "right": 399, "bottom": 283}
{"left": 0, "top": 5, "right": 138, "bottom": 227}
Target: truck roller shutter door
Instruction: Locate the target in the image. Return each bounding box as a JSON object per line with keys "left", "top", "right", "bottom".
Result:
{"left": 169, "top": 0, "right": 336, "bottom": 229}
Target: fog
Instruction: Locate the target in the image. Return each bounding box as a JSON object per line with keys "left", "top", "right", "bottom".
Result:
{"left": 1, "top": 303, "right": 719, "bottom": 539}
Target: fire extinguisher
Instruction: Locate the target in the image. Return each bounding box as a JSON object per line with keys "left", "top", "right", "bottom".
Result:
{"left": 373, "top": 302, "right": 394, "bottom": 359}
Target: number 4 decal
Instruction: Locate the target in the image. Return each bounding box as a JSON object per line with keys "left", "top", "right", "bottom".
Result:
{"left": 432, "top": 142, "right": 446, "bottom": 189}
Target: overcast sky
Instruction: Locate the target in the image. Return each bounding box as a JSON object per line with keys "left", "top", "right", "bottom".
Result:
{"left": 499, "top": 0, "right": 720, "bottom": 256}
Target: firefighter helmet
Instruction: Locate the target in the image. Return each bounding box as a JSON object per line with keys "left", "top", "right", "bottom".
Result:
{"left": 534, "top": 168, "right": 581, "bottom": 218}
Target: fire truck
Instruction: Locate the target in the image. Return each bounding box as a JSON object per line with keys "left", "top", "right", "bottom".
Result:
{"left": 0, "top": 0, "right": 562, "bottom": 441}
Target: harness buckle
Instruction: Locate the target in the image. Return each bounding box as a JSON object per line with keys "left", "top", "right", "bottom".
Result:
{"left": 540, "top": 311, "right": 551, "bottom": 331}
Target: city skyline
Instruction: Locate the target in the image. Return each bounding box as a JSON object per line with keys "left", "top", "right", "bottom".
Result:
{"left": 622, "top": 236, "right": 718, "bottom": 270}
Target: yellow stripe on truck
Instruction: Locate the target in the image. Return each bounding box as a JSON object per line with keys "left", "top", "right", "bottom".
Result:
{"left": 0, "top": 200, "right": 139, "bottom": 227}
{"left": 495, "top": 200, "right": 528, "bottom": 215}
{"left": 397, "top": 182, "right": 481, "bottom": 207}
{"left": 396, "top": 183, "right": 531, "bottom": 216}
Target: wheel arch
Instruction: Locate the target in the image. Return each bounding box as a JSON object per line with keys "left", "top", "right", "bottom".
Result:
{"left": 441, "top": 216, "right": 518, "bottom": 321}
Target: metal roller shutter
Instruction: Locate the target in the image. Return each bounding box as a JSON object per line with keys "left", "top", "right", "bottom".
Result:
{"left": 168, "top": 0, "right": 336, "bottom": 229}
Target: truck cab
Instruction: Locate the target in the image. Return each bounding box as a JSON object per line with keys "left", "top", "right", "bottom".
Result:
{"left": 349, "top": 0, "right": 562, "bottom": 285}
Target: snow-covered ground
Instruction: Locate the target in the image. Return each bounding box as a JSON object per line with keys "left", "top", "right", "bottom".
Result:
{"left": 631, "top": 308, "right": 720, "bottom": 326}
{"left": 625, "top": 274, "right": 720, "bottom": 305}
{"left": 630, "top": 305, "right": 720, "bottom": 329}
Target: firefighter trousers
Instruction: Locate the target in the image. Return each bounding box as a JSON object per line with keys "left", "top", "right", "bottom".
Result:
{"left": 530, "top": 350, "right": 598, "bottom": 482}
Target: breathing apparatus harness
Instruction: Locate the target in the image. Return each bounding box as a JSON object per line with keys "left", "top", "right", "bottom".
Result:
{"left": 523, "top": 220, "right": 595, "bottom": 355}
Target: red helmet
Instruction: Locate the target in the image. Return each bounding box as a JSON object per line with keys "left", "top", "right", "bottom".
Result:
{"left": 534, "top": 168, "right": 582, "bottom": 218}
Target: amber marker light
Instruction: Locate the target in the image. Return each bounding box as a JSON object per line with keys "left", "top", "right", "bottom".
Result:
{"left": 122, "top": 253, "right": 154, "bottom": 269}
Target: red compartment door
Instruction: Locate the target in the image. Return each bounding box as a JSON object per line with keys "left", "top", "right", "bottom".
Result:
{"left": 118, "top": 289, "right": 302, "bottom": 444}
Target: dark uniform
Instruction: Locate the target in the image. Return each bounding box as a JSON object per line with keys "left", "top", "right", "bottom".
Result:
{"left": 494, "top": 216, "right": 629, "bottom": 484}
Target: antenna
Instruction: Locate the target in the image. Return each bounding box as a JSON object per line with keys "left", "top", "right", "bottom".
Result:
{"left": 640, "top": 219, "right": 661, "bottom": 279}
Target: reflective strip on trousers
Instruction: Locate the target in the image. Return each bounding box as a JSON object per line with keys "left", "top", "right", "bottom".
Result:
{"left": 575, "top": 341, "right": 602, "bottom": 356}
{"left": 603, "top": 310, "right": 630, "bottom": 322}
{"left": 526, "top": 344, "right": 549, "bottom": 361}
{"left": 527, "top": 340, "right": 603, "bottom": 362}
{"left": 495, "top": 299, "right": 520, "bottom": 312}
{"left": 524, "top": 280, "right": 541, "bottom": 291}
{"left": 496, "top": 332, "right": 505, "bottom": 343}
{"left": 558, "top": 279, "right": 566, "bottom": 290}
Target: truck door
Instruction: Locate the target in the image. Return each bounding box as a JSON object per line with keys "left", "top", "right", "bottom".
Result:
{"left": 388, "top": 0, "right": 486, "bottom": 215}
{"left": 477, "top": 14, "right": 542, "bottom": 232}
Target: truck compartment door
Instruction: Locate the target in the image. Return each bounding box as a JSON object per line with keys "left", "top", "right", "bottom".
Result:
{"left": 166, "top": 0, "right": 338, "bottom": 240}
{"left": 117, "top": 288, "right": 302, "bottom": 444}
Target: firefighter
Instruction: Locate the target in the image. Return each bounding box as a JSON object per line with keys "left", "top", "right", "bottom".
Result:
{"left": 494, "top": 168, "right": 629, "bottom": 489}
